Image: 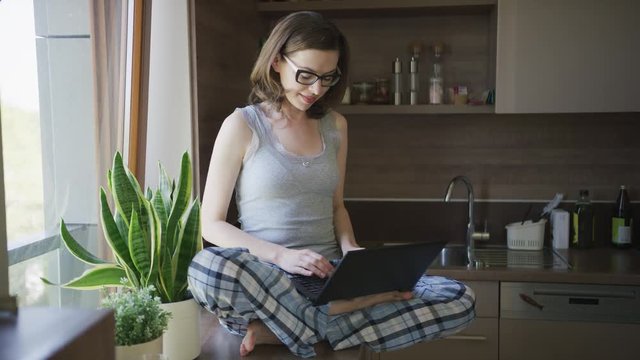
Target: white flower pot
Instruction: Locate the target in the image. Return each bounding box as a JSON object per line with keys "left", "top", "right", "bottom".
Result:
{"left": 115, "top": 336, "right": 163, "bottom": 360}
{"left": 160, "top": 298, "right": 201, "bottom": 360}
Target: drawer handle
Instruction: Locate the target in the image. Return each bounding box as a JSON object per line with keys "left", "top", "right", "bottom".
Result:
{"left": 519, "top": 293, "right": 544, "bottom": 310}
{"left": 533, "top": 289, "right": 636, "bottom": 299}
{"left": 444, "top": 335, "right": 487, "bottom": 341}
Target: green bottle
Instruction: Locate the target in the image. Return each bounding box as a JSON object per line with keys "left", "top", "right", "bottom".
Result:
{"left": 612, "top": 185, "right": 632, "bottom": 248}
{"left": 572, "top": 189, "right": 594, "bottom": 248}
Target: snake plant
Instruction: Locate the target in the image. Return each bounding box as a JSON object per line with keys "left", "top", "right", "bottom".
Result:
{"left": 42, "top": 151, "right": 202, "bottom": 303}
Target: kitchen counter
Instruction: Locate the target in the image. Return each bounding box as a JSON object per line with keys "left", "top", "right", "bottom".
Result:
{"left": 427, "top": 247, "right": 640, "bottom": 286}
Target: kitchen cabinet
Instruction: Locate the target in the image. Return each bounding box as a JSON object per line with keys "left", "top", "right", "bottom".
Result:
{"left": 500, "top": 319, "right": 640, "bottom": 360}
{"left": 257, "top": 0, "right": 497, "bottom": 115}
{"left": 365, "top": 279, "right": 640, "bottom": 360}
{"left": 366, "top": 280, "right": 499, "bottom": 360}
{"left": 499, "top": 282, "right": 640, "bottom": 360}
{"left": 495, "top": 0, "right": 640, "bottom": 113}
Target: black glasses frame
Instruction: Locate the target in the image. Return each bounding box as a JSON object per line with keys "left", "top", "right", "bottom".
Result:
{"left": 283, "top": 55, "right": 341, "bottom": 87}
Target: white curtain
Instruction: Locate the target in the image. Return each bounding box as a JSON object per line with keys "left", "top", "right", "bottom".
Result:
{"left": 89, "top": 0, "right": 128, "bottom": 259}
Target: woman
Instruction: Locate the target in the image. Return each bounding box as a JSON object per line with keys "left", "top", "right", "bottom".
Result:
{"left": 188, "top": 11, "right": 475, "bottom": 358}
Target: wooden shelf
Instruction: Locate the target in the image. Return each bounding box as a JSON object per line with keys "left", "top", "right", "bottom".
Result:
{"left": 256, "top": 0, "right": 496, "bottom": 17}
{"left": 0, "top": 307, "right": 114, "bottom": 359}
{"left": 334, "top": 104, "right": 494, "bottom": 115}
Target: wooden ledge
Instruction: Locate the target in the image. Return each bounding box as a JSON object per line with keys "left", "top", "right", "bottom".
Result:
{"left": 0, "top": 307, "right": 114, "bottom": 360}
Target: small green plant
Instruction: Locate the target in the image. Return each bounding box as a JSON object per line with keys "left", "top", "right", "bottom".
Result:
{"left": 101, "top": 285, "right": 171, "bottom": 346}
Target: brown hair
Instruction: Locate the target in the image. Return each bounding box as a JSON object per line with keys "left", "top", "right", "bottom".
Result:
{"left": 249, "top": 11, "right": 349, "bottom": 119}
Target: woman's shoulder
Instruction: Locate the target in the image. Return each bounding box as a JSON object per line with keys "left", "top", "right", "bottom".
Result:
{"left": 227, "top": 103, "right": 268, "bottom": 129}
{"left": 327, "top": 109, "right": 347, "bottom": 131}
{"left": 218, "top": 107, "right": 253, "bottom": 144}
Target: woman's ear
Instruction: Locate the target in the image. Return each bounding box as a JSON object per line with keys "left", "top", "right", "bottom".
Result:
{"left": 272, "top": 54, "right": 281, "bottom": 73}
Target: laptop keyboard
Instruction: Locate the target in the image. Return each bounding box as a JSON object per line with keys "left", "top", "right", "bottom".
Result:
{"left": 289, "top": 274, "right": 327, "bottom": 297}
{"left": 285, "top": 259, "right": 340, "bottom": 299}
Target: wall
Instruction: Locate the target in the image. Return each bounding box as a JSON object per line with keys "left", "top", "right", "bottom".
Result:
{"left": 191, "top": 1, "right": 640, "bottom": 246}
{"left": 346, "top": 112, "right": 640, "bottom": 201}
{"left": 192, "top": 0, "right": 263, "bottom": 195}
{"left": 145, "top": 0, "right": 194, "bottom": 189}
{"left": 344, "top": 111, "right": 640, "bottom": 246}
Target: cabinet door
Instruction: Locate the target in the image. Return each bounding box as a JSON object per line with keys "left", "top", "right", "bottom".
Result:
{"left": 495, "top": 0, "right": 640, "bottom": 113}
{"left": 500, "top": 318, "right": 640, "bottom": 360}
{"left": 378, "top": 318, "right": 498, "bottom": 360}
{"left": 466, "top": 280, "right": 499, "bottom": 317}
{"left": 375, "top": 280, "right": 499, "bottom": 360}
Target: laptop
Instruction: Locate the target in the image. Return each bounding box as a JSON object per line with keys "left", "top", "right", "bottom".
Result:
{"left": 288, "top": 241, "right": 448, "bottom": 305}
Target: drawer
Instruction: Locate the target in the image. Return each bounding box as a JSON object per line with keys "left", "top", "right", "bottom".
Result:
{"left": 500, "top": 318, "right": 640, "bottom": 360}
{"left": 501, "top": 282, "right": 640, "bottom": 323}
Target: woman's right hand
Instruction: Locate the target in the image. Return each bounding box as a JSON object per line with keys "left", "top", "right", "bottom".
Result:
{"left": 276, "top": 248, "right": 334, "bottom": 278}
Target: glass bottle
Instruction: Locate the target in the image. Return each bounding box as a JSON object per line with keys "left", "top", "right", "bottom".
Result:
{"left": 571, "top": 189, "right": 594, "bottom": 248}
{"left": 429, "top": 43, "right": 443, "bottom": 104}
{"left": 410, "top": 56, "right": 419, "bottom": 105}
{"left": 392, "top": 57, "right": 403, "bottom": 105}
{"left": 429, "top": 64, "right": 443, "bottom": 104}
{"left": 612, "top": 185, "right": 633, "bottom": 248}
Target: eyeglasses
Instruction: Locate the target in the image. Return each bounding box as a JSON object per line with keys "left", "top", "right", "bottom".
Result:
{"left": 282, "top": 55, "right": 341, "bottom": 87}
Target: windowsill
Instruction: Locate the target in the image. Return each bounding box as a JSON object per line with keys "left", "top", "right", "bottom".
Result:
{"left": 7, "top": 223, "right": 94, "bottom": 266}
{"left": 8, "top": 223, "right": 101, "bottom": 309}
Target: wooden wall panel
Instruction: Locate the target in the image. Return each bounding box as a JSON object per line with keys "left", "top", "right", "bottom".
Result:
{"left": 193, "top": 0, "right": 265, "bottom": 193}
{"left": 345, "top": 112, "right": 640, "bottom": 201}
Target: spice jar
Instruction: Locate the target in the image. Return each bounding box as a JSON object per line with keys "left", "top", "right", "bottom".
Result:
{"left": 372, "top": 78, "right": 390, "bottom": 104}
{"left": 351, "top": 81, "right": 374, "bottom": 104}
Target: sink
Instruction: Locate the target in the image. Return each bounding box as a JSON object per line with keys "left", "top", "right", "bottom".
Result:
{"left": 432, "top": 244, "right": 571, "bottom": 270}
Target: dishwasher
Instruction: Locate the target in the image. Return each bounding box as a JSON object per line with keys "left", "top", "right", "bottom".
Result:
{"left": 499, "top": 282, "right": 640, "bottom": 360}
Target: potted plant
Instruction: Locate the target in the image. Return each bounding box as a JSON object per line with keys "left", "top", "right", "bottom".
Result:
{"left": 101, "top": 285, "right": 171, "bottom": 360}
{"left": 42, "top": 151, "right": 203, "bottom": 360}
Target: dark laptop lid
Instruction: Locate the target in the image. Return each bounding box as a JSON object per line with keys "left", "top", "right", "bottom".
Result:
{"left": 313, "top": 241, "right": 448, "bottom": 305}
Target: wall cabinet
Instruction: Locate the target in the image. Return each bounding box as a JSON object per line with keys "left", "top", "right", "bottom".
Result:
{"left": 495, "top": 0, "right": 640, "bottom": 113}
{"left": 257, "top": 0, "right": 497, "bottom": 115}
{"left": 259, "top": 0, "right": 640, "bottom": 114}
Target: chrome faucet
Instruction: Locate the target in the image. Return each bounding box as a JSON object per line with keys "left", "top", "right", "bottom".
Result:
{"left": 444, "top": 175, "right": 477, "bottom": 266}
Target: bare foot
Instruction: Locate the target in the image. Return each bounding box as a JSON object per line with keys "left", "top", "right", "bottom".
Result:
{"left": 240, "top": 320, "right": 281, "bottom": 356}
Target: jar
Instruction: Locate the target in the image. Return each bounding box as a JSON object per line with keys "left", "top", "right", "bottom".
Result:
{"left": 351, "top": 81, "right": 374, "bottom": 104}
{"left": 372, "top": 78, "right": 390, "bottom": 104}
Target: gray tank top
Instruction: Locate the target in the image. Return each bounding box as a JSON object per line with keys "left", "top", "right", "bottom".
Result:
{"left": 235, "top": 104, "right": 342, "bottom": 260}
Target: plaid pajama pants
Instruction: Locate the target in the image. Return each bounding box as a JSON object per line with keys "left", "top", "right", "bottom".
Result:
{"left": 188, "top": 247, "right": 476, "bottom": 358}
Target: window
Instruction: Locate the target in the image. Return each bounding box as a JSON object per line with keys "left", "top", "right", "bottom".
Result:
{"left": 1, "top": 0, "right": 134, "bottom": 308}
{"left": 1, "top": 0, "right": 45, "bottom": 248}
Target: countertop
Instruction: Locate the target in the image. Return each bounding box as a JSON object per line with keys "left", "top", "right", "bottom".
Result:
{"left": 427, "top": 247, "right": 640, "bottom": 286}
